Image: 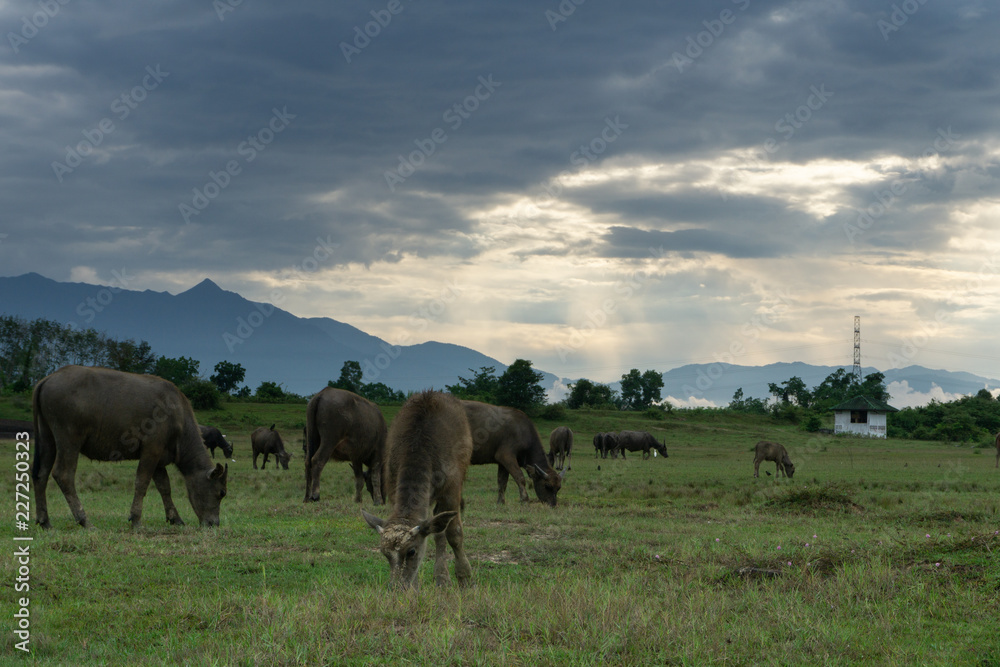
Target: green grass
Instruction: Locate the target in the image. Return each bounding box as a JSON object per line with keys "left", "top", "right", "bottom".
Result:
{"left": 3, "top": 401, "right": 999, "bottom": 665}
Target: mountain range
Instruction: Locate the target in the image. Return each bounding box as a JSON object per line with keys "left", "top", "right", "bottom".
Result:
{"left": 2, "top": 272, "right": 997, "bottom": 407}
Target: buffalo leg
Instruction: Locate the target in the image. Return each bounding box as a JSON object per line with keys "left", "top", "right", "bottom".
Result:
{"left": 432, "top": 530, "right": 451, "bottom": 586}
{"left": 776, "top": 461, "right": 784, "bottom": 477}
{"left": 565, "top": 449, "right": 571, "bottom": 471}
{"left": 496, "top": 466, "right": 509, "bottom": 504}
{"left": 349, "top": 462, "right": 365, "bottom": 503}
{"left": 496, "top": 452, "right": 530, "bottom": 503}
{"left": 51, "top": 450, "right": 90, "bottom": 528}
{"left": 262, "top": 453, "right": 269, "bottom": 469}
{"left": 128, "top": 456, "right": 160, "bottom": 527}
{"left": 253, "top": 452, "right": 259, "bottom": 470}
{"left": 368, "top": 462, "right": 384, "bottom": 506}
{"left": 152, "top": 467, "right": 184, "bottom": 525}
{"left": 32, "top": 443, "right": 57, "bottom": 530}
{"left": 304, "top": 436, "right": 341, "bottom": 502}
{"left": 444, "top": 517, "right": 472, "bottom": 587}
{"left": 753, "top": 457, "right": 761, "bottom": 478}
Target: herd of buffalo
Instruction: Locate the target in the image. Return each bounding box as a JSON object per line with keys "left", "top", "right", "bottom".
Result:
{"left": 27, "top": 365, "right": 801, "bottom": 588}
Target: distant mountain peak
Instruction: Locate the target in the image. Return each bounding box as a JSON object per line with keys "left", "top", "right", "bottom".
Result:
{"left": 177, "top": 278, "right": 229, "bottom": 298}
{"left": 189, "top": 278, "right": 222, "bottom": 291}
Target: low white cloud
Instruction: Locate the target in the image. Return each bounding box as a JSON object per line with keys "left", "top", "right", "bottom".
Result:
{"left": 886, "top": 380, "right": 967, "bottom": 409}
{"left": 664, "top": 394, "right": 719, "bottom": 409}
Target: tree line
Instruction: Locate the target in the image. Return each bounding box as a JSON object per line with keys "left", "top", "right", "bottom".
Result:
{"left": 7, "top": 315, "right": 995, "bottom": 441}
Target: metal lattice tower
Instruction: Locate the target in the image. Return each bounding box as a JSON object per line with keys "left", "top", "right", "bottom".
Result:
{"left": 853, "top": 316, "right": 862, "bottom": 383}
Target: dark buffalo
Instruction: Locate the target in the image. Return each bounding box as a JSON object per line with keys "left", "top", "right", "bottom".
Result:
{"left": 362, "top": 391, "right": 473, "bottom": 589}
{"left": 199, "top": 425, "right": 233, "bottom": 459}
{"left": 603, "top": 432, "right": 620, "bottom": 459}
{"left": 616, "top": 430, "right": 667, "bottom": 460}
{"left": 31, "top": 365, "right": 228, "bottom": 529}
{"left": 548, "top": 426, "right": 573, "bottom": 471}
{"left": 304, "top": 387, "right": 387, "bottom": 504}
{"left": 593, "top": 432, "right": 618, "bottom": 459}
{"left": 251, "top": 424, "right": 291, "bottom": 470}
{"left": 461, "top": 400, "right": 562, "bottom": 506}
{"left": 753, "top": 440, "right": 794, "bottom": 478}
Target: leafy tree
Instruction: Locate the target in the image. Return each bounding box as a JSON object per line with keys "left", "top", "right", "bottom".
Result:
{"left": 0, "top": 315, "right": 158, "bottom": 391}
{"left": 809, "top": 368, "right": 856, "bottom": 410}
{"left": 210, "top": 360, "right": 245, "bottom": 394}
{"left": 620, "top": 369, "right": 643, "bottom": 410}
{"left": 728, "top": 387, "right": 769, "bottom": 415}
{"left": 496, "top": 359, "right": 547, "bottom": 412}
{"left": 857, "top": 371, "right": 890, "bottom": 403}
{"left": 640, "top": 369, "right": 664, "bottom": 407}
{"left": 327, "top": 361, "right": 406, "bottom": 404}
{"left": 446, "top": 366, "right": 500, "bottom": 403}
{"left": 330, "top": 360, "right": 363, "bottom": 394}
{"left": 152, "top": 356, "right": 200, "bottom": 386}
{"left": 360, "top": 382, "right": 406, "bottom": 404}
{"left": 254, "top": 381, "right": 286, "bottom": 401}
{"left": 620, "top": 368, "right": 664, "bottom": 410}
{"left": 566, "top": 378, "right": 618, "bottom": 409}
{"left": 767, "top": 376, "right": 811, "bottom": 408}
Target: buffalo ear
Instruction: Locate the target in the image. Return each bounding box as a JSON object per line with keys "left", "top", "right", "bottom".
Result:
{"left": 420, "top": 511, "right": 458, "bottom": 536}
{"left": 209, "top": 463, "right": 227, "bottom": 480}
{"left": 362, "top": 509, "right": 385, "bottom": 534}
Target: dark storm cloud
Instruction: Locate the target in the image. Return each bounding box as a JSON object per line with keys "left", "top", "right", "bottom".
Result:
{"left": 0, "top": 0, "right": 998, "bottom": 278}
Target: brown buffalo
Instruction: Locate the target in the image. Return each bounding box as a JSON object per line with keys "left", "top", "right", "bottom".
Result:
{"left": 753, "top": 440, "right": 795, "bottom": 478}
{"left": 304, "top": 387, "right": 387, "bottom": 504}
{"left": 199, "top": 425, "right": 233, "bottom": 459}
{"left": 362, "top": 390, "right": 473, "bottom": 589}
{"left": 251, "top": 425, "right": 291, "bottom": 470}
{"left": 616, "top": 430, "right": 668, "bottom": 460}
{"left": 462, "top": 400, "right": 562, "bottom": 506}
{"left": 593, "top": 431, "right": 618, "bottom": 459}
{"left": 548, "top": 426, "right": 573, "bottom": 471}
{"left": 31, "top": 365, "right": 228, "bottom": 529}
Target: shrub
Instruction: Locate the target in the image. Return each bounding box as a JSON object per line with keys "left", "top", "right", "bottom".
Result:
{"left": 181, "top": 379, "right": 221, "bottom": 410}
{"left": 538, "top": 404, "right": 566, "bottom": 421}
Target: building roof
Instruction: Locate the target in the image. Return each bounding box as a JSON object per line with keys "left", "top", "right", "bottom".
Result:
{"left": 829, "top": 395, "right": 899, "bottom": 413}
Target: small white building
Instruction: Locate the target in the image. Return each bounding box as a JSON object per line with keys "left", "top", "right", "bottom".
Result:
{"left": 831, "top": 396, "right": 899, "bottom": 438}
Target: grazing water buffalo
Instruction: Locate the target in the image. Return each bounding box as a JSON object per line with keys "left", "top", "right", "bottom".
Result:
{"left": 31, "top": 365, "right": 228, "bottom": 529}
{"left": 199, "top": 425, "right": 233, "bottom": 459}
{"left": 753, "top": 440, "right": 795, "bottom": 478}
{"left": 461, "top": 400, "right": 563, "bottom": 506}
{"left": 251, "top": 425, "right": 291, "bottom": 470}
{"left": 548, "top": 426, "right": 573, "bottom": 471}
{"left": 602, "top": 432, "right": 621, "bottom": 459}
{"left": 304, "top": 387, "right": 387, "bottom": 504}
{"left": 362, "top": 390, "right": 473, "bottom": 589}
{"left": 616, "top": 430, "right": 668, "bottom": 460}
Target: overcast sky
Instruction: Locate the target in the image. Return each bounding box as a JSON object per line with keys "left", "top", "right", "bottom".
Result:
{"left": 2, "top": 0, "right": 1000, "bottom": 404}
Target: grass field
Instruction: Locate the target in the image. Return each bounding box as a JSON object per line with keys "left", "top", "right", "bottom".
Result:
{"left": 3, "top": 397, "right": 999, "bottom": 665}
